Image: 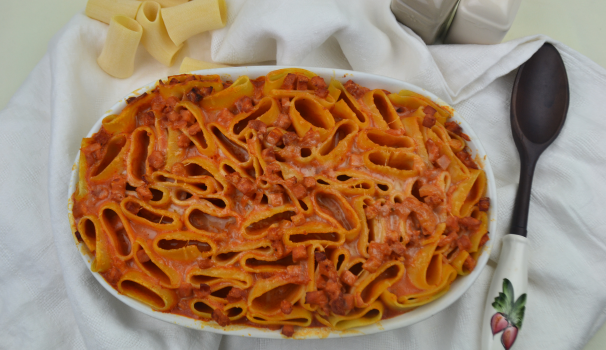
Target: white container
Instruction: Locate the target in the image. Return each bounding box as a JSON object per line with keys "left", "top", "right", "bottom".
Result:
{"left": 445, "top": 0, "right": 523, "bottom": 44}
{"left": 391, "top": 0, "right": 460, "bottom": 44}
{"left": 68, "top": 66, "right": 497, "bottom": 339}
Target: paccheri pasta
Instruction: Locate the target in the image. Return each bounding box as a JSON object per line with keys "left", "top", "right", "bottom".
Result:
{"left": 97, "top": 15, "right": 143, "bottom": 79}
{"left": 85, "top": 0, "right": 142, "bottom": 24}
{"left": 136, "top": 1, "right": 183, "bottom": 67}
{"left": 161, "top": 0, "right": 227, "bottom": 46}
{"left": 87, "top": 0, "right": 227, "bottom": 77}
{"left": 70, "top": 68, "right": 490, "bottom": 337}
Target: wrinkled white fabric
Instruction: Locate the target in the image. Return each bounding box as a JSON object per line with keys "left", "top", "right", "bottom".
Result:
{"left": 1, "top": 0, "right": 605, "bottom": 349}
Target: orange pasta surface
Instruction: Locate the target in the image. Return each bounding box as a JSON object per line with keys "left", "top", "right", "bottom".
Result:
{"left": 70, "top": 68, "right": 490, "bottom": 336}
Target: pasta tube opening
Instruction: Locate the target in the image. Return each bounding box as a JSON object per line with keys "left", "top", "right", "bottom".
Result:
{"left": 137, "top": 1, "right": 183, "bottom": 66}
{"left": 100, "top": 204, "right": 134, "bottom": 260}
{"left": 91, "top": 134, "right": 128, "bottom": 179}
{"left": 314, "top": 190, "right": 358, "bottom": 231}
{"left": 209, "top": 125, "right": 250, "bottom": 163}
{"left": 121, "top": 280, "right": 165, "bottom": 308}
{"left": 117, "top": 271, "right": 176, "bottom": 311}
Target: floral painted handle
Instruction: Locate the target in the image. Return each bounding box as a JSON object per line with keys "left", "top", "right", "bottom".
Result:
{"left": 481, "top": 235, "right": 528, "bottom": 350}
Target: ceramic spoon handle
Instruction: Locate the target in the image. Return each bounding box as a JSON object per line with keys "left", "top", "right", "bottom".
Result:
{"left": 481, "top": 235, "right": 529, "bottom": 350}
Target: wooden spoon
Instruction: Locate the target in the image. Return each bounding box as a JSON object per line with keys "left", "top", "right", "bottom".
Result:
{"left": 481, "top": 43, "right": 569, "bottom": 350}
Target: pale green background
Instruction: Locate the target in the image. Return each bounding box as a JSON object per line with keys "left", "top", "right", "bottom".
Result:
{"left": 0, "top": 0, "right": 604, "bottom": 348}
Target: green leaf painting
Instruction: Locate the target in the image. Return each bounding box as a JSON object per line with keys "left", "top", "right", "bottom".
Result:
{"left": 490, "top": 278, "right": 527, "bottom": 349}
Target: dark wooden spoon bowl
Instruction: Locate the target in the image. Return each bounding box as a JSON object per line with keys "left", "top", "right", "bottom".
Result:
{"left": 510, "top": 43, "right": 569, "bottom": 237}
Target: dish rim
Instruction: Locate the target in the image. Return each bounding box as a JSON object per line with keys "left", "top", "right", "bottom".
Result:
{"left": 67, "top": 65, "right": 497, "bottom": 339}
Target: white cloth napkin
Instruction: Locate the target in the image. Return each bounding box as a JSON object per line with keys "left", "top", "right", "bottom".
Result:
{"left": 1, "top": 0, "right": 605, "bottom": 349}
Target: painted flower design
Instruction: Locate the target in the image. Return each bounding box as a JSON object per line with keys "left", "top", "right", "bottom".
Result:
{"left": 490, "top": 278, "right": 527, "bottom": 349}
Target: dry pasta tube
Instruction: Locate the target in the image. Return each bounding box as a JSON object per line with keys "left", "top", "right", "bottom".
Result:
{"left": 154, "top": 0, "right": 188, "bottom": 7}
{"left": 179, "top": 57, "right": 230, "bottom": 73}
{"left": 161, "top": 0, "right": 227, "bottom": 46}
{"left": 136, "top": 1, "right": 183, "bottom": 66}
{"left": 97, "top": 15, "right": 143, "bottom": 78}
{"left": 85, "top": 0, "right": 142, "bottom": 24}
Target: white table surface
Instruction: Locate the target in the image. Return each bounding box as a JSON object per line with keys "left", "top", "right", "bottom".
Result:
{"left": 1, "top": 1, "right": 604, "bottom": 348}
